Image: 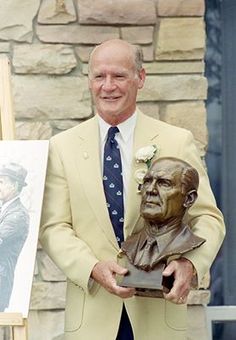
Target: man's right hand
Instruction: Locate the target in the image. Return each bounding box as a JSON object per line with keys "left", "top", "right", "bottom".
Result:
{"left": 91, "top": 261, "right": 136, "bottom": 298}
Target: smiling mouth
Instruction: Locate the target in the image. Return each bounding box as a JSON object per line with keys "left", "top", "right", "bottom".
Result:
{"left": 101, "top": 96, "right": 121, "bottom": 101}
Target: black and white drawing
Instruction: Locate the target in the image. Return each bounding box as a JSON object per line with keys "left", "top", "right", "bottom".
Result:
{"left": 0, "top": 140, "right": 48, "bottom": 317}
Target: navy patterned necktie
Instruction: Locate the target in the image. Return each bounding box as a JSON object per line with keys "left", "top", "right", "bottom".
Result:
{"left": 103, "top": 127, "right": 124, "bottom": 245}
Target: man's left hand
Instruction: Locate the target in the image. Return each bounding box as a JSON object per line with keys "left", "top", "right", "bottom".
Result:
{"left": 162, "top": 258, "right": 195, "bottom": 304}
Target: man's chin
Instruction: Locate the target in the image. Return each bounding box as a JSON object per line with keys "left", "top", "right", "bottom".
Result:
{"left": 141, "top": 209, "right": 162, "bottom": 221}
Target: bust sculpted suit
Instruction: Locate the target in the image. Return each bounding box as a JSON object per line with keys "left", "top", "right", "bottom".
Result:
{"left": 40, "top": 110, "right": 225, "bottom": 340}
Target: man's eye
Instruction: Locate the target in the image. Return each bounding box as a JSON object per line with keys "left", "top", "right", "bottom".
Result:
{"left": 143, "top": 178, "right": 151, "bottom": 185}
{"left": 116, "top": 74, "right": 125, "bottom": 79}
{"left": 158, "top": 179, "right": 171, "bottom": 187}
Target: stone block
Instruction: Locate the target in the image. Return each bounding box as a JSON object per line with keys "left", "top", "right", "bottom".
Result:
{"left": 138, "top": 75, "right": 207, "bottom": 101}
{"left": 13, "top": 44, "right": 77, "bottom": 74}
{"left": 156, "top": 0, "right": 205, "bottom": 17}
{"left": 0, "top": 42, "right": 10, "bottom": 53}
{"left": 37, "top": 250, "right": 66, "bottom": 282}
{"left": 30, "top": 281, "right": 66, "bottom": 310}
{"left": 138, "top": 103, "right": 160, "bottom": 120}
{"left": 75, "top": 46, "right": 94, "bottom": 62}
{"left": 161, "top": 101, "right": 207, "bottom": 146}
{"left": 51, "top": 120, "right": 84, "bottom": 134}
{"left": 16, "top": 121, "right": 52, "bottom": 140}
{"left": 38, "top": 0, "right": 76, "bottom": 24}
{"left": 28, "top": 310, "right": 64, "bottom": 340}
{"left": 143, "top": 61, "right": 204, "bottom": 74}
{"left": 155, "top": 18, "right": 205, "bottom": 60}
{"left": 81, "top": 63, "right": 88, "bottom": 75}
{"left": 37, "top": 25, "right": 119, "bottom": 44}
{"left": 0, "top": 0, "right": 40, "bottom": 42}
{"left": 12, "top": 75, "right": 92, "bottom": 120}
{"left": 77, "top": 0, "right": 156, "bottom": 25}
{"left": 142, "top": 45, "right": 154, "bottom": 61}
{"left": 121, "top": 26, "right": 154, "bottom": 44}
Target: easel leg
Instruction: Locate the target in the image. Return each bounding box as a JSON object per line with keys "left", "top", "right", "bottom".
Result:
{"left": 12, "top": 320, "right": 28, "bottom": 340}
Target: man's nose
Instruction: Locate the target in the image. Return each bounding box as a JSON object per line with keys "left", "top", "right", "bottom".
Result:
{"left": 102, "top": 76, "right": 116, "bottom": 91}
{"left": 146, "top": 180, "right": 158, "bottom": 194}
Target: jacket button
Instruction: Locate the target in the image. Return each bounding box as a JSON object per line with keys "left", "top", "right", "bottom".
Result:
{"left": 117, "top": 250, "right": 123, "bottom": 258}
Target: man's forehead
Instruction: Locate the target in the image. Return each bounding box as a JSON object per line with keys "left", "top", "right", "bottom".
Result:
{"left": 92, "top": 39, "right": 133, "bottom": 54}
{"left": 91, "top": 42, "right": 134, "bottom": 65}
{"left": 149, "top": 162, "right": 183, "bottom": 177}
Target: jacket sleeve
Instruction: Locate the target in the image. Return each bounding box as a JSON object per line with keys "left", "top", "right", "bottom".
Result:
{"left": 39, "top": 139, "right": 99, "bottom": 294}
{"left": 179, "top": 131, "right": 225, "bottom": 285}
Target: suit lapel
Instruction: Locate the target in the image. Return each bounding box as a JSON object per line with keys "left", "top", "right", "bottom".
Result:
{"left": 75, "top": 111, "right": 160, "bottom": 246}
{"left": 75, "top": 117, "right": 118, "bottom": 249}
{"left": 124, "top": 111, "right": 160, "bottom": 238}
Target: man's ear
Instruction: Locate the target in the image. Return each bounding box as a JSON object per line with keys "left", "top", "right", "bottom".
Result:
{"left": 137, "top": 68, "right": 146, "bottom": 89}
{"left": 183, "top": 190, "right": 198, "bottom": 208}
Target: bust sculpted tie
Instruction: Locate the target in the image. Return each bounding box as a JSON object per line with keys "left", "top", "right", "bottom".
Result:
{"left": 103, "top": 127, "right": 124, "bottom": 245}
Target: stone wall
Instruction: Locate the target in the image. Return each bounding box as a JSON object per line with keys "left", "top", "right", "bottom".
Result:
{"left": 0, "top": 0, "right": 208, "bottom": 339}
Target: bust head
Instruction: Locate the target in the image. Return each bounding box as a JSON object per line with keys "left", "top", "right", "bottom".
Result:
{"left": 140, "top": 157, "right": 199, "bottom": 226}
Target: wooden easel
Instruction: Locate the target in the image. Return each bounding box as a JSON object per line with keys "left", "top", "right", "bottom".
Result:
{"left": 0, "top": 56, "right": 28, "bottom": 339}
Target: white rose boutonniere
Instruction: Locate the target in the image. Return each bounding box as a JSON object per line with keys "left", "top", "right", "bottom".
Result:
{"left": 135, "top": 145, "right": 158, "bottom": 168}
{"left": 134, "top": 145, "right": 159, "bottom": 191}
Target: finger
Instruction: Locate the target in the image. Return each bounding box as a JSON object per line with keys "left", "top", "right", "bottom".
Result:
{"left": 110, "top": 262, "right": 128, "bottom": 276}
{"left": 162, "top": 263, "right": 175, "bottom": 276}
{"left": 114, "top": 286, "right": 136, "bottom": 299}
{"left": 163, "top": 281, "right": 189, "bottom": 304}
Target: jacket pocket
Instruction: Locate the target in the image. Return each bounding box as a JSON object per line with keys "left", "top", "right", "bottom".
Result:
{"left": 164, "top": 300, "right": 187, "bottom": 330}
{"left": 64, "top": 280, "right": 85, "bottom": 332}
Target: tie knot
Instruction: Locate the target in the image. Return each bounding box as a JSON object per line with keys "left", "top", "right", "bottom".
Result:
{"left": 107, "top": 126, "right": 119, "bottom": 141}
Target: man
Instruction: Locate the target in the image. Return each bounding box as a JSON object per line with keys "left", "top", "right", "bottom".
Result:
{"left": 121, "top": 157, "right": 205, "bottom": 275}
{"left": 40, "top": 39, "right": 225, "bottom": 340}
{"left": 0, "top": 162, "right": 29, "bottom": 312}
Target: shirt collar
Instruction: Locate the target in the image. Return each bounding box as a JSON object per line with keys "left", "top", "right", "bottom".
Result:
{"left": 98, "top": 112, "right": 137, "bottom": 143}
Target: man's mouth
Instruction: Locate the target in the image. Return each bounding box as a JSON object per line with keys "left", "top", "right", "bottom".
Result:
{"left": 101, "top": 96, "right": 121, "bottom": 101}
{"left": 145, "top": 201, "right": 160, "bottom": 207}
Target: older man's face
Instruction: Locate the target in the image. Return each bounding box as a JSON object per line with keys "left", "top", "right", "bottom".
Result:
{"left": 0, "top": 176, "right": 17, "bottom": 204}
{"left": 88, "top": 40, "right": 145, "bottom": 125}
{"left": 140, "top": 160, "right": 186, "bottom": 223}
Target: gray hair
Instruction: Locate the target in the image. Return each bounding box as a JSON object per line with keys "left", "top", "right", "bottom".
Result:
{"left": 132, "top": 44, "right": 143, "bottom": 72}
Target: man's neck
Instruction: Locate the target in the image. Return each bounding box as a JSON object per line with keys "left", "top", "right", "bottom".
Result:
{"left": 145, "top": 217, "right": 183, "bottom": 237}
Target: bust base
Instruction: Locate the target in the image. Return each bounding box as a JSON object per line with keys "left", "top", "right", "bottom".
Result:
{"left": 119, "top": 259, "right": 174, "bottom": 298}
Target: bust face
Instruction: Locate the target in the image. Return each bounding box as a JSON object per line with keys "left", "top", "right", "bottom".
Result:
{"left": 140, "top": 159, "right": 186, "bottom": 223}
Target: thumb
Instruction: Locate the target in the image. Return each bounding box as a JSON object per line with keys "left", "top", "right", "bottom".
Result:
{"left": 111, "top": 262, "right": 128, "bottom": 275}
{"left": 162, "top": 263, "right": 174, "bottom": 277}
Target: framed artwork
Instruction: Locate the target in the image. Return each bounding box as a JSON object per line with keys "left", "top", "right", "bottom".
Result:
{"left": 0, "top": 140, "right": 49, "bottom": 317}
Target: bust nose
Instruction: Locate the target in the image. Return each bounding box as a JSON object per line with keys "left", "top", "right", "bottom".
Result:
{"left": 146, "top": 179, "right": 158, "bottom": 194}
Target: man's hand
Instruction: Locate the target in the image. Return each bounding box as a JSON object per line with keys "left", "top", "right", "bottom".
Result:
{"left": 91, "top": 261, "right": 136, "bottom": 298}
{"left": 162, "top": 258, "right": 195, "bottom": 304}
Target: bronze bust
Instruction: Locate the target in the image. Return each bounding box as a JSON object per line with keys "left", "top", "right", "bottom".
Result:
{"left": 120, "top": 157, "right": 205, "bottom": 297}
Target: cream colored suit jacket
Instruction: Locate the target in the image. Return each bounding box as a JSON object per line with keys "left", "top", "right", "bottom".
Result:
{"left": 40, "top": 111, "right": 225, "bottom": 340}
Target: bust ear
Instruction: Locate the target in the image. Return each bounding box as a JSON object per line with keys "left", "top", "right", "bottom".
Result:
{"left": 183, "top": 190, "right": 198, "bottom": 208}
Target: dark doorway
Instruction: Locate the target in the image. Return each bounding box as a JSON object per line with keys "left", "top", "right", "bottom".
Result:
{"left": 215, "top": 0, "right": 236, "bottom": 338}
